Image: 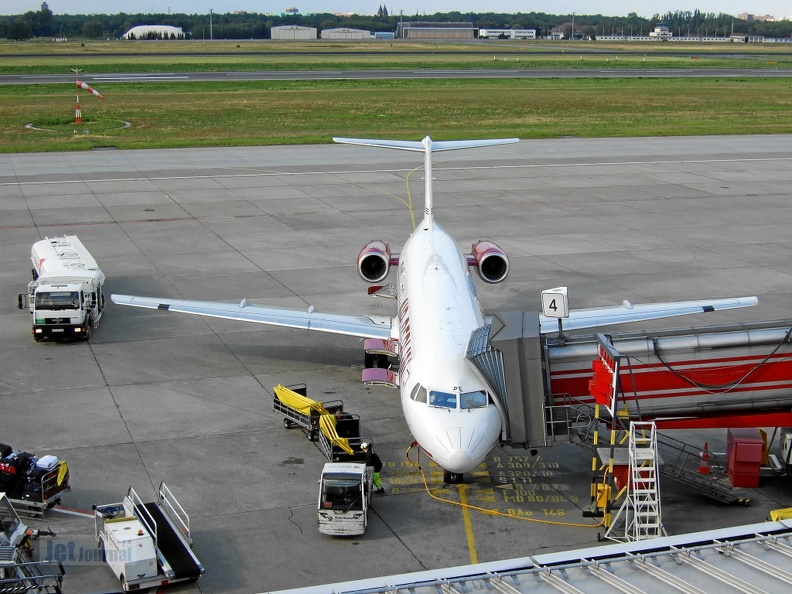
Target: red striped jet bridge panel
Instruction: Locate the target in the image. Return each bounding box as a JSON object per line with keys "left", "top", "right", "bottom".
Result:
{"left": 484, "top": 314, "right": 792, "bottom": 448}
{"left": 267, "top": 520, "right": 792, "bottom": 594}
{"left": 548, "top": 319, "right": 792, "bottom": 431}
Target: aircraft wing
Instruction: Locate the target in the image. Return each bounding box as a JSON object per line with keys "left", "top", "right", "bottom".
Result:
{"left": 539, "top": 296, "right": 758, "bottom": 334}
{"left": 110, "top": 294, "right": 393, "bottom": 340}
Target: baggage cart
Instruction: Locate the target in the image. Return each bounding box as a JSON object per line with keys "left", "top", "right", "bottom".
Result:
{"left": 273, "top": 383, "right": 344, "bottom": 442}
{"left": 8, "top": 461, "right": 71, "bottom": 519}
{"left": 317, "top": 414, "right": 372, "bottom": 463}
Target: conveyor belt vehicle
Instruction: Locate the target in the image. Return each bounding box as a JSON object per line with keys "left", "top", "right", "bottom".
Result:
{"left": 94, "top": 483, "right": 204, "bottom": 592}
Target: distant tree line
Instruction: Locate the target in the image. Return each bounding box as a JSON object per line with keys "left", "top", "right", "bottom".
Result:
{"left": 2, "top": 5, "right": 790, "bottom": 41}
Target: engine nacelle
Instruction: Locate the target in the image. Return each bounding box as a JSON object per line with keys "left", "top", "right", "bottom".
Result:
{"left": 357, "top": 240, "right": 392, "bottom": 283}
{"left": 467, "top": 240, "right": 509, "bottom": 284}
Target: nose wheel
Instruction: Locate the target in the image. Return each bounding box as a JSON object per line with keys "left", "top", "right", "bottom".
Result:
{"left": 443, "top": 470, "right": 464, "bottom": 484}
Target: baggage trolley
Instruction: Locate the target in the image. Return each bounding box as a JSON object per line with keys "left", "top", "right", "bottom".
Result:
{"left": 273, "top": 383, "right": 344, "bottom": 442}
{"left": 9, "top": 461, "right": 71, "bottom": 519}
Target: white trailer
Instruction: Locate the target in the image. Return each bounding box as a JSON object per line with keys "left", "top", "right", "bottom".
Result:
{"left": 17, "top": 236, "right": 106, "bottom": 342}
{"left": 317, "top": 462, "right": 373, "bottom": 536}
{"left": 94, "top": 483, "right": 204, "bottom": 591}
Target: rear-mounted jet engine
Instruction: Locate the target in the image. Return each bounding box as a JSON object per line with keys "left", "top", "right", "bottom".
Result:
{"left": 357, "top": 240, "right": 398, "bottom": 283}
{"left": 467, "top": 240, "right": 509, "bottom": 284}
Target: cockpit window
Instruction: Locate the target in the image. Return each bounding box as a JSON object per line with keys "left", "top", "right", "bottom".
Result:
{"left": 428, "top": 390, "right": 458, "bottom": 409}
{"left": 460, "top": 390, "right": 489, "bottom": 409}
{"left": 410, "top": 384, "right": 428, "bottom": 403}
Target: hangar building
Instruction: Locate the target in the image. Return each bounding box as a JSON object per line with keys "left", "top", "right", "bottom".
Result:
{"left": 395, "top": 22, "right": 476, "bottom": 39}
{"left": 322, "top": 28, "right": 370, "bottom": 40}
{"left": 271, "top": 25, "right": 318, "bottom": 40}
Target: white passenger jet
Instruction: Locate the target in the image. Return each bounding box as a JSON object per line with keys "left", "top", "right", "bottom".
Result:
{"left": 112, "top": 137, "right": 758, "bottom": 483}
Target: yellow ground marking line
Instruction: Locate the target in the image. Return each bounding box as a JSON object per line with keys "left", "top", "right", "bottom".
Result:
{"left": 459, "top": 485, "right": 479, "bottom": 564}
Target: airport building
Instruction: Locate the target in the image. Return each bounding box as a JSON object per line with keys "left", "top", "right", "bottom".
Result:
{"left": 322, "top": 28, "right": 370, "bottom": 39}
{"left": 480, "top": 28, "right": 537, "bottom": 39}
{"left": 395, "top": 21, "right": 477, "bottom": 39}
{"left": 271, "top": 25, "right": 318, "bottom": 40}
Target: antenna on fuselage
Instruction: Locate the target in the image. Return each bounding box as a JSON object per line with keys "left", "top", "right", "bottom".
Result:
{"left": 332, "top": 136, "right": 520, "bottom": 228}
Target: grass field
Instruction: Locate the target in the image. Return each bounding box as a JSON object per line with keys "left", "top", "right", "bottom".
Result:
{"left": 1, "top": 40, "right": 792, "bottom": 152}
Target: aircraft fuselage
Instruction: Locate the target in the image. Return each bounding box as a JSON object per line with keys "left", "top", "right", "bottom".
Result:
{"left": 397, "top": 216, "right": 502, "bottom": 475}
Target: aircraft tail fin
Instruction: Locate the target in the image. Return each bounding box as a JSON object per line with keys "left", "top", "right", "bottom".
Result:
{"left": 333, "top": 136, "right": 519, "bottom": 225}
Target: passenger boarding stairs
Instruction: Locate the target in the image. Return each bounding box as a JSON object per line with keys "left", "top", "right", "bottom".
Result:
{"left": 0, "top": 546, "right": 64, "bottom": 594}
{"left": 605, "top": 422, "right": 665, "bottom": 542}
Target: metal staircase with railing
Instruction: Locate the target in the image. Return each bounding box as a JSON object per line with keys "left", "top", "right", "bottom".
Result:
{"left": 605, "top": 421, "right": 666, "bottom": 542}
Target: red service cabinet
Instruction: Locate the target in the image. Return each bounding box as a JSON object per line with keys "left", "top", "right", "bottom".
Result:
{"left": 727, "top": 428, "right": 763, "bottom": 488}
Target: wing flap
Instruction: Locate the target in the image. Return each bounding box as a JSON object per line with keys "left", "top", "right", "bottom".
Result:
{"left": 111, "top": 294, "right": 393, "bottom": 340}
{"left": 539, "top": 296, "right": 758, "bottom": 334}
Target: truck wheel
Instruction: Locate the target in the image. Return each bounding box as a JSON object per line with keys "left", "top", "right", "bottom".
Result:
{"left": 308, "top": 430, "right": 318, "bottom": 442}
{"left": 283, "top": 418, "right": 294, "bottom": 429}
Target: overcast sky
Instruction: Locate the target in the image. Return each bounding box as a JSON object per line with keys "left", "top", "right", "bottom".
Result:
{"left": 3, "top": 0, "right": 789, "bottom": 20}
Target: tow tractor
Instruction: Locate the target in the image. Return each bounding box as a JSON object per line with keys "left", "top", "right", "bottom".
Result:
{"left": 0, "top": 492, "right": 64, "bottom": 593}
{"left": 317, "top": 462, "right": 373, "bottom": 536}
{"left": 94, "top": 483, "right": 204, "bottom": 592}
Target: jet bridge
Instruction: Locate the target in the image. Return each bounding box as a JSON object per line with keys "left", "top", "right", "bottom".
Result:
{"left": 475, "top": 314, "right": 792, "bottom": 449}
{"left": 470, "top": 311, "right": 548, "bottom": 448}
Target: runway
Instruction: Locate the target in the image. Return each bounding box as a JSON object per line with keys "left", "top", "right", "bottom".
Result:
{"left": 4, "top": 67, "right": 792, "bottom": 86}
{"left": 1, "top": 135, "right": 792, "bottom": 593}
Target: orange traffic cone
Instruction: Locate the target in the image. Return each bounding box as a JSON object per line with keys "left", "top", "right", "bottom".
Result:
{"left": 698, "top": 442, "right": 711, "bottom": 475}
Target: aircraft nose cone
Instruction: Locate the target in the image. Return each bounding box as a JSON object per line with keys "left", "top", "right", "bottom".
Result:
{"left": 448, "top": 449, "right": 474, "bottom": 473}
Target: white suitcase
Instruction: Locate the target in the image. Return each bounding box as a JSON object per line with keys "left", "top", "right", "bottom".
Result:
{"left": 36, "top": 455, "right": 58, "bottom": 470}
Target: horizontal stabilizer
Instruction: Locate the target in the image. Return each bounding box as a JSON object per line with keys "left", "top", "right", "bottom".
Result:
{"left": 111, "top": 294, "right": 392, "bottom": 340}
{"left": 539, "top": 296, "right": 759, "bottom": 334}
{"left": 333, "top": 137, "right": 519, "bottom": 153}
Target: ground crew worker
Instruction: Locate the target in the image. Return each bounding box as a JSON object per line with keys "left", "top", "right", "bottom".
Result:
{"left": 361, "top": 443, "right": 385, "bottom": 494}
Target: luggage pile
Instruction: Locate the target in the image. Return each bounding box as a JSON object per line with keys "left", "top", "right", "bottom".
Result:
{"left": 0, "top": 442, "right": 70, "bottom": 518}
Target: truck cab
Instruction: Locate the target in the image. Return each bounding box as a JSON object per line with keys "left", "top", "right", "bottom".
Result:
{"left": 317, "top": 462, "right": 373, "bottom": 536}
